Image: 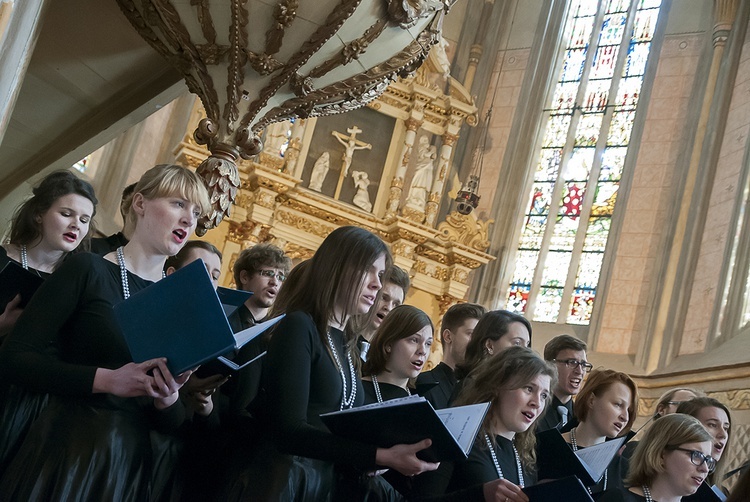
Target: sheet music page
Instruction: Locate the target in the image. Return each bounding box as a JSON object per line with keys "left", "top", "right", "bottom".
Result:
{"left": 233, "top": 314, "right": 285, "bottom": 348}
{"left": 574, "top": 436, "right": 627, "bottom": 481}
{"left": 321, "top": 394, "right": 425, "bottom": 416}
{"left": 436, "top": 402, "right": 490, "bottom": 453}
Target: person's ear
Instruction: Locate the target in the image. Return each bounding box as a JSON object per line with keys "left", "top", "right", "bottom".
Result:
{"left": 239, "top": 269, "right": 250, "bottom": 288}
{"left": 484, "top": 339, "right": 494, "bottom": 355}
{"left": 385, "top": 345, "right": 391, "bottom": 353}
{"left": 165, "top": 266, "right": 176, "bottom": 277}
{"left": 442, "top": 329, "right": 453, "bottom": 345}
{"left": 131, "top": 193, "right": 146, "bottom": 217}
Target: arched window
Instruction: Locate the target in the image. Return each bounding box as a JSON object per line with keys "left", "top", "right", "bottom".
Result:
{"left": 506, "top": 0, "right": 662, "bottom": 324}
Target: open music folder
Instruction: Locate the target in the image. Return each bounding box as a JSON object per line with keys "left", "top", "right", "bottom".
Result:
{"left": 113, "top": 259, "right": 283, "bottom": 375}
{"left": 0, "top": 260, "right": 45, "bottom": 308}
{"left": 320, "top": 395, "right": 489, "bottom": 462}
{"left": 536, "top": 428, "right": 629, "bottom": 486}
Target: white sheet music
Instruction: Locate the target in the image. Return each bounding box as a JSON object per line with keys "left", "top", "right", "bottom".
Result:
{"left": 575, "top": 436, "right": 627, "bottom": 481}
{"left": 436, "top": 403, "right": 490, "bottom": 454}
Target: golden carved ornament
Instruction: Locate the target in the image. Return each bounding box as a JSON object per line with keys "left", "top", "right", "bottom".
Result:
{"left": 234, "top": 192, "right": 256, "bottom": 209}
{"left": 707, "top": 389, "right": 750, "bottom": 410}
{"left": 412, "top": 259, "right": 449, "bottom": 281}
{"left": 258, "top": 152, "right": 286, "bottom": 171}
{"left": 116, "top": 0, "right": 454, "bottom": 233}
{"left": 437, "top": 211, "right": 493, "bottom": 252}
{"left": 276, "top": 210, "right": 336, "bottom": 239}
{"left": 415, "top": 245, "right": 448, "bottom": 264}
{"left": 283, "top": 242, "right": 315, "bottom": 261}
{"left": 390, "top": 241, "right": 416, "bottom": 259}
{"left": 451, "top": 254, "right": 482, "bottom": 269}
{"left": 227, "top": 220, "right": 262, "bottom": 244}
{"left": 402, "top": 206, "right": 426, "bottom": 224}
{"left": 437, "top": 294, "right": 459, "bottom": 316}
{"left": 451, "top": 267, "right": 469, "bottom": 284}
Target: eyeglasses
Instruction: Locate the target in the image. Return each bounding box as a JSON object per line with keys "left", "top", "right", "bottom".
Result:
{"left": 258, "top": 269, "right": 286, "bottom": 282}
{"left": 553, "top": 359, "right": 593, "bottom": 373}
{"left": 668, "top": 447, "right": 716, "bottom": 472}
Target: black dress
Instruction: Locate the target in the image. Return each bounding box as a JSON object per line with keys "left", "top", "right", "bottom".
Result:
{"left": 362, "top": 379, "right": 411, "bottom": 404}
{"left": 0, "top": 247, "right": 51, "bottom": 476}
{"left": 226, "top": 311, "right": 375, "bottom": 502}
{"left": 410, "top": 434, "right": 532, "bottom": 501}
{"left": 0, "top": 253, "right": 186, "bottom": 501}
{"left": 597, "top": 489, "right": 647, "bottom": 502}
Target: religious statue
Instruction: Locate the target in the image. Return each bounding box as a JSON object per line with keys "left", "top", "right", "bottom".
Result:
{"left": 405, "top": 137, "right": 437, "bottom": 211}
{"left": 434, "top": 36, "right": 451, "bottom": 78}
{"left": 309, "top": 152, "right": 330, "bottom": 192}
{"left": 332, "top": 126, "right": 372, "bottom": 199}
{"left": 351, "top": 171, "right": 373, "bottom": 212}
{"left": 262, "top": 120, "right": 292, "bottom": 156}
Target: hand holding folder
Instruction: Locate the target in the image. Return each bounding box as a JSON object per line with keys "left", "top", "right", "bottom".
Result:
{"left": 113, "top": 259, "right": 284, "bottom": 375}
{"left": 320, "top": 395, "right": 490, "bottom": 462}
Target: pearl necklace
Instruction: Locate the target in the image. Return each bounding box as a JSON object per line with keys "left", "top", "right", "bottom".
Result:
{"left": 371, "top": 374, "right": 410, "bottom": 403}
{"left": 570, "top": 427, "right": 607, "bottom": 491}
{"left": 116, "top": 246, "right": 164, "bottom": 300}
{"left": 642, "top": 485, "right": 653, "bottom": 502}
{"left": 326, "top": 330, "right": 357, "bottom": 410}
{"left": 484, "top": 433, "right": 525, "bottom": 487}
{"left": 20, "top": 244, "right": 28, "bottom": 270}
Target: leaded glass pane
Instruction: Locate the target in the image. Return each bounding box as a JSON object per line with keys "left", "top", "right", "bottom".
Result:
{"left": 568, "top": 289, "right": 596, "bottom": 324}
{"left": 608, "top": 111, "right": 635, "bottom": 145}
{"left": 560, "top": 184, "right": 587, "bottom": 217}
{"left": 582, "top": 79, "right": 610, "bottom": 112}
{"left": 550, "top": 216, "right": 580, "bottom": 251}
{"left": 562, "top": 48, "right": 587, "bottom": 82}
{"left": 600, "top": 147, "right": 627, "bottom": 180}
{"left": 591, "top": 182, "right": 618, "bottom": 217}
{"left": 565, "top": 148, "right": 595, "bottom": 181}
{"left": 639, "top": 0, "right": 661, "bottom": 9}
{"left": 624, "top": 41, "right": 651, "bottom": 77}
{"left": 575, "top": 252, "right": 604, "bottom": 288}
{"left": 511, "top": 250, "right": 541, "bottom": 284}
{"left": 536, "top": 149, "right": 563, "bottom": 181}
{"left": 590, "top": 45, "right": 620, "bottom": 80}
{"left": 583, "top": 217, "right": 611, "bottom": 252}
{"left": 542, "top": 116, "right": 572, "bottom": 148}
{"left": 599, "top": 13, "right": 627, "bottom": 46}
{"left": 551, "top": 83, "right": 581, "bottom": 113}
{"left": 520, "top": 216, "right": 547, "bottom": 249}
{"left": 541, "top": 251, "right": 572, "bottom": 287}
{"left": 606, "top": 0, "right": 631, "bottom": 13}
{"left": 615, "top": 76, "right": 643, "bottom": 109}
{"left": 633, "top": 5, "right": 658, "bottom": 41}
{"left": 575, "top": 113, "right": 604, "bottom": 147}
{"left": 507, "top": 285, "right": 531, "bottom": 313}
{"left": 536, "top": 287, "right": 564, "bottom": 322}
{"left": 527, "top": 183, "right": 556, "bottom": 216}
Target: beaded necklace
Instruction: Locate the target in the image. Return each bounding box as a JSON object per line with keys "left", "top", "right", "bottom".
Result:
{"left": 371, "top": 374, "right": 410, "bottom": 403}
{"left": 116, "top": 246, "right": 164, "bottom": 300}
{"left": 483, "top": 433, "right": 525, "bottom": 487}
{"left": 642, "top": 485, "right": 653, "bottom": 502}
{"left": 326, "top": 330, "right": 357, "bottom": 410}
{"left": 19, "top": 244, "right": 43, "bottom": 277}
{"left": 570, "top": 427, "right": 608, "bottom": 491}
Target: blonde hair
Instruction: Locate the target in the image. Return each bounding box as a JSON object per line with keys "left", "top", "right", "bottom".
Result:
{"left": 626, "top": 413, "right": 713, "bottom": 487}
{"left": 128, "top": 164, "right": 210, "bottom": 220}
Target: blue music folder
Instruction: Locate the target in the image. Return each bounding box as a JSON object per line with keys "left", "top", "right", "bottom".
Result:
{"left": 217, "top": 286, "right": 252, "bottom": 317}
{"left": 113, "top": 259, "right": 238, "bottom": 375}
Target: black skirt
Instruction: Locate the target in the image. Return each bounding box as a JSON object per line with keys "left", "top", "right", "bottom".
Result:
{"left": 0, "top": 398, "right": 152, "bottom": 501}
{"left": 0, "top": 384, "right": 49, "bottom": 475}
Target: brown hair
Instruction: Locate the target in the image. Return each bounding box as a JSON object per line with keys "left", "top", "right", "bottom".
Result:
{"left": 626, "top": 413, "right": 713, "bottom": 487}
{"left": 574, "top": 368, "right": 639, "bottom": 435}
{"left": 363, "top": 305, "right": 433, "bottom": 376}
{"left": 543, "top": 334, "right": 587, "bottom": 361}
{"left": 677, "top": 397, "right": 732, "bottom": 485}
{"left": 9, "top": 170, "right": 98, "bottom": 251}
{"left": 439, "top": 303, "right": 486, "bottom": 343}
{"left": 454, "top": 346, "right": 557, "bottom": 470}
{"left": 455, "top": 310, "right": 532, "bottom": 380}
{"left": 232, "top": 242, "right": 292, "bottom": 287}
{"left": 280, "top": 226, "right": 392, "bottom": 358}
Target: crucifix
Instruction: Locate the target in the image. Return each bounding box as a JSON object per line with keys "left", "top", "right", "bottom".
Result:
{"left": 332, "top": 126, "right": 372, "bottom": 199}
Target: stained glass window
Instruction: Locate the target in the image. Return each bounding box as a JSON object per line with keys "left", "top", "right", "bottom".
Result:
{"left": 72, "top": 156, "right": 90, "bottom": 173}
{"left": 506, "top": 0, "right": 662, "bottom": 325}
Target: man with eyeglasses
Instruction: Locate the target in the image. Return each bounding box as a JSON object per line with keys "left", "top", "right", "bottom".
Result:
{"left": 538, "top": 334, "right": 591, "bottom": 432}
{"left": 223, "top": 243, "right": 291, "bottom": 412}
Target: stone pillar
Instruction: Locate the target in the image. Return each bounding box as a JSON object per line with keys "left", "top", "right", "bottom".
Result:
{"left": 425, "top": 132, "right": 457, "bottom": 226}
{"left": 647, "top": 0, "right": 739, "bottom": 372}
{"left": 463, "top": 0, "right": 496, "bottom": 91}
{"left": 0, "top": 0, "right": 48, "bottom": 144}
{"left": 385, "top": 117, "right": 422, "bottom": 217}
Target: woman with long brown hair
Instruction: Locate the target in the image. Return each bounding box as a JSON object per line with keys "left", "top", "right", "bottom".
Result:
{"left": 227, "top": 226, "right": 438, "bottom": 501}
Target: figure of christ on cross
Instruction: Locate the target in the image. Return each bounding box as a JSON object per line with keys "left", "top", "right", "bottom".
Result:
{"left": 332, "top": 126, "right": 372, "bottom": 200}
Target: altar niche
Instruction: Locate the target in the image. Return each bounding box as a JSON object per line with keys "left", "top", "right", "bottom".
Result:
{"left": 300, "top": 107, "right": 395, "bottom": 213}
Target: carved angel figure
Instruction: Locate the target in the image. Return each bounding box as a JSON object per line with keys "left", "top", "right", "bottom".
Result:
{"left": 309, "top": 152, "right": 330, "bottom": 192}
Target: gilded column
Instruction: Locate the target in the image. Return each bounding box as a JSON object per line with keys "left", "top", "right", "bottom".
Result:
{"left": 424, "top": 132, "right": 457, "bottom": 226}
{"left": 385, "top": 117, "right": 422, "bottom": 217}
{"left": 287, "top": 119, "right": 308, "bottom": 178}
